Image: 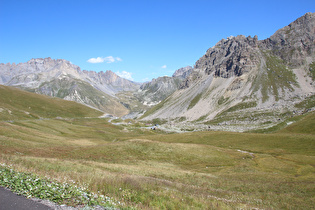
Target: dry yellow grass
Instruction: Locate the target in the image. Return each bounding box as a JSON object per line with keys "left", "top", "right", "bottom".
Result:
{"left": 0, "top": 86, "right": 314, "bottom": 209}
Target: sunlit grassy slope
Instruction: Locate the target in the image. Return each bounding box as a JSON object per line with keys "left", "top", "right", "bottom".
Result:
{"left": 0, "top": 85, "right": 314, "bottom": 209}
{"left": 0, "top": 85, "right": 102, "bottom": 120}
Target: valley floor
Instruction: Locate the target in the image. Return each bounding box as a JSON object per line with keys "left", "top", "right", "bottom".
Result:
{"left": 0, "top": 114, "right": 314, "bottom": 209}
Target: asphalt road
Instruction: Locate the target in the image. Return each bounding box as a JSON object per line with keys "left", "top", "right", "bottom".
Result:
{"left": 0, "top": 187, "right": 52, "bottom": 210}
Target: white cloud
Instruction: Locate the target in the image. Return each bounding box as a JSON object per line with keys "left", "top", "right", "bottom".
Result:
{"left": 116, "top": 71, "right": 133, "bottom": 81}
{"left": 87, "top": 56, "right": 122, "bottom": 64}
{"left": 115, "top": 57, "right": 122, "bottom": 62}
{"left": 104, "top": 56, "right": 115, "bottom": 63}
{"left": 161, "top": 65, "right": 167, "bottom": 69}
{"left": 87, "top": 57, "right": 104, "bottom": 63}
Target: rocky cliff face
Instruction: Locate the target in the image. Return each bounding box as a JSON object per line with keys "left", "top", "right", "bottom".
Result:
{"left": 83, "top": 70, "right": 141, "bottom": 96}
{"left": 0, "top": 58, "right": 82, "bottom": 86}
{"left": 261, "top": 12, "right": 315, "bottom": 67}
{"left": 135, "top": 66, "right": 192, "bottom": 106}
{"left": 172, "top": 66, "right": 193, "bottom": 78}
{"left": 197, "top": 35, "right": 259, "bottom": 78}
{"left": 141, "top": 13, "right": 315, "bottom": 131}
{"left": 181, "top": 35, "right": 260, "bottom": 89}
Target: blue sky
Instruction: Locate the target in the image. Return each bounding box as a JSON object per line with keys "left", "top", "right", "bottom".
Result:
{"left": 0, "top": 0, "right": 314, "bottom": 82}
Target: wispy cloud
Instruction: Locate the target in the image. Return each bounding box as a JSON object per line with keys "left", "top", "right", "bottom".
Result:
{"left": 87, "top": 56, "right": 122, "bottom": 64}
{"left": 115, "top": 57, "right": 122, "bottom": 62}
{"left": 116, "top": 71, "right": 133, "bottom": 81}
{"left": 161, "top": 65, "right": 167, "bottom": 69}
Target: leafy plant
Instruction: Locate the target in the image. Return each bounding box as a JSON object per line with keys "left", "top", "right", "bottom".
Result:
{"left": 0, "top": 163, "right": 117, "bottom": 208}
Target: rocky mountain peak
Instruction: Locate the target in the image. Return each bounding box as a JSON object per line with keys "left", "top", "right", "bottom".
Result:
{"left": 260, "top": 12, "right": 315, "bottom": 67}
{"left": 186, "top": 12, "right": 315, "bottom": 88}
{"left": 23, "top": 57, "right": 82, "bottom": 74}
{"left": 27, "top": 57, "right": 55, "bottom": 64}
{"left": 103, "top": 70, "right": 119, "bottom": 83}
{"left": 193, "top": 34, "right": 260, "bottom": 81}
{"left": 172, "top": 66, "right": 193, "bottom": 78}
{"left": 142, "top": 13, "right": 315, "bottom": 129}
{"left": 27, "top": 57, "right": 64, "bottom": 66}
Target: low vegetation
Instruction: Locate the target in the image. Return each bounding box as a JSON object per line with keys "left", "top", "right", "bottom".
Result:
{"left": 187, "top": 93, "right": 203, "bottom": 110}
{"left": 222, "top": 101, "right": 257, "bottom": 113}
{"left": 139, "top": 97, "right": 170, "bottom": 119}
{"left": 0, "top": 163, "right": 116, "bottom": 208}
{"left": 0, "top": 86, "right": 314, "bottom": 209}
{"left": 309, "top": 61, "right": 315, "bottom": 80}
{"left": 0, "top": 85, "right": 102, "bottom": 121}
{"left": 217, "top": 96, "right": 229, "bottom": 105}
{"left": 295, "top": 95, "right": 315, "bottom": 110}
{"left": 252, "top": 51, "right": 298, "bottom": 102}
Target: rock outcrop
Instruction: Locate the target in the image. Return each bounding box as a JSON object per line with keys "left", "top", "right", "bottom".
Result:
{"left": 261, "top": 12, "right": 315, "bottom": 67}
{"left": 136, "top": 66, "right": 192, "bottom": 106}
{"left": 172, "top": 66, "right": 193, "bottom": 78}
{"left": 196, "top": 35, "right": 259, "bottom": 78}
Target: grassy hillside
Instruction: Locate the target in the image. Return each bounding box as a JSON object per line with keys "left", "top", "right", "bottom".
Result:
{"left": 0, "top": 85, "right": 103, "bottom": 121}
{"left": 278, "top": 111, "right": 315, "bottom": 134}
{"left": 0, "top": 86, "right": 314, "bottom": 209}
{"left": 33, "top": 78, "right": 129, "bottom": 117}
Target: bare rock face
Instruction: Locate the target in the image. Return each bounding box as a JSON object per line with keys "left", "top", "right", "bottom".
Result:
{"left": 136, "top": 66, "right": 193, "bottom": 106}
{"left": 82, "top": 70, "right": 140, "bottom": 95}
{"left": 0, "top": 58, "right": 83, "bottom": 87}
{"left": 261, "top": 12, "right": 315, "bottom": 67}
{"left": 182, "top": 13, "right": 315, "bottom": 89}
{"left": 181, "top": 35, "right": 260, "bottom": 89}
{"left": 196, "top": 35, "right": 259, "bottom": 78}
{"left": 172, "top": 66, "right": 193, "bottom": 78}
{"left": 137, "top": 76, "right": 181, "bottom": 105}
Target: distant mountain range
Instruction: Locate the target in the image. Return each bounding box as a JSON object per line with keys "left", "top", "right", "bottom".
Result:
{"left": 0, "top": 57, "right": 192, "bottom": 117}
{"left": 1, "top": 12, "right": 314, "bottom": 131}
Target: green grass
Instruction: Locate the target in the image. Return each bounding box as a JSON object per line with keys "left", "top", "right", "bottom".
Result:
{"left": 278, "top": 111, "right": 315, "bottom": 134}
{"left": 263, "top": 52, "right": 298, "bottom": 100}
{"left": 0, "top": 86, "right": 314, "bottom": 209}
{"left": 309, "top": 61, "right": 315, "bottom": 80}
{"left": 217, "top": 96, "right": 229, "bottom": 105}
{"left": 295, "top": 95, "right": 315, "bottom": 110}
{"left": 0, "top": 85, "right": 103, "bottom": 121}
{"left": 35, "top": 78, "right": 129, "bottom": 117}
{"left": 187, "top": 93, "right": 202, "bottom": 110}
{"left": 205, "top": 101, "right": 258, "bottom": 125}
{"left": 251, "top": 51, "right": 298, "bottom": 102}
{"left": 0, "top": 164, "right": 117, "bottom": 208}
{"left": 1, "top": 114, "right": 314, "bottom": 209}
{"left": 223, "top": 101, "right": 257, "bottom": 113}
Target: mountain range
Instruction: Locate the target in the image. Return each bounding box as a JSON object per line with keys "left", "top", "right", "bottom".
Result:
{"left": 0, "top": 12, "right": 314, "bottom": 131}
{"left": 0, "top": 56, "right": 193, "bottom": 117}
{"left": 141, "top": 12, "right": 315, "bottom": 131}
